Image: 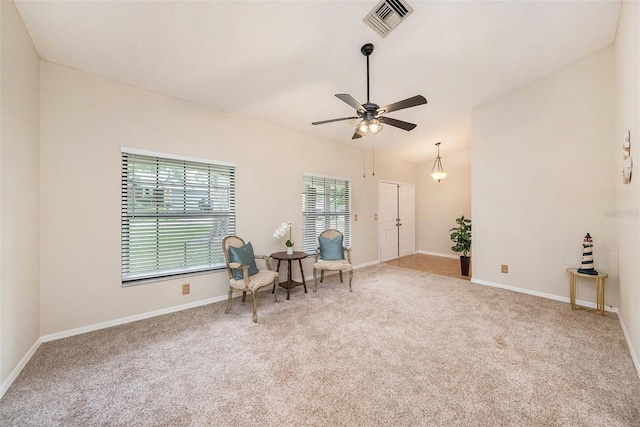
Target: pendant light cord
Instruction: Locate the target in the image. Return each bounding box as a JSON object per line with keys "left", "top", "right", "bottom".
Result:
{"left": 363, "top": 150, "right": 366, "bottom": 178}
{"left": 372, "top": 136, "right": 376, "bottom": 176}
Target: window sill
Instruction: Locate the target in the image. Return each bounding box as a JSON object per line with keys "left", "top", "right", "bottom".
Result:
{"left": 122, "top": 266, "right": 227, "bottom": 287}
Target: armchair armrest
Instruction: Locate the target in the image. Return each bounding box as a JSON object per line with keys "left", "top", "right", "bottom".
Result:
{"left": 228, "top": 262, "right": 250, "bottom": 285}
{"left": 315, "top": 247, "right": 320, "bottom": 262}
{"left": 344, "top": 247, "right": 352, "bottom": 263}
{"left": 254, "top": 254, "right": 273, "bottom": 271}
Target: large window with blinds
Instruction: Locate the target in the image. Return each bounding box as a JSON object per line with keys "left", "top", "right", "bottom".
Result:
{"left": 302, "top": 174, "right": 351, "bottom": 253}
{"left": 121, "top": 149, "right": 235, "bottom": 283}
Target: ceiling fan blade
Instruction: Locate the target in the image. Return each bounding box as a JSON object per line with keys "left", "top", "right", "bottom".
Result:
{"left": 352, "top": 132, "right": 362, "bottom": 140}
{"left": 378, "top": 95, "right": 427, "bottom": 115}
{"left": 312, "top": 116, "right": 358, "bottom": 125}
{"left": 336, "top": 94, "right": 365, "bottom": 111}
{"left": 378, "top": 116, "right": 417, "bottom": 131}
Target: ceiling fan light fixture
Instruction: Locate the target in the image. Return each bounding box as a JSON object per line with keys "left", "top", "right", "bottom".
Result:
{"left": 430, "top": 142, "right": 447, "bottom": 183}
{"left": 356, "top": 118, "right": 383, "bottom": 136}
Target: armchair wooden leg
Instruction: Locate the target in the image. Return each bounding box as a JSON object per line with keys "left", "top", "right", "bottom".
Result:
{"left": 251, "top": 291, "right": 258, "bottom": 323}
{"left": 225, "top": 288, "right": 233, "bottom": 314}
{"left": 242, "top": 290, "right": 247, "bottom": 302}
{"left": 313, "top": 268, "right": 318, "bottom": 292}
{"left": 349, "top": 270, "right": 353, "bottom": 292}
{"left": 274, "top": 279, "right": 281, "bottom": 303}
{"left": 339, "top": 271, "right": 343, "bottom": 282}
{"left": 320, "top": 270, "right": 324, "bottom": 283}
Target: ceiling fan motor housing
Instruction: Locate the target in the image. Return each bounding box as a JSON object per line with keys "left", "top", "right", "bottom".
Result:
{"left": 362, "top": 103, "right": 380, "bottom": 120}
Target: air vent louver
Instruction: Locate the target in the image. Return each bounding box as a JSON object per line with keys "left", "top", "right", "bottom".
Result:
{"left": 364, "top": 0, "right": 414, "bottom": 38}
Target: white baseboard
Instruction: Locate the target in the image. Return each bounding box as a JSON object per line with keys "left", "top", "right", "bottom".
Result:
{"left": 41, "top": 296, "right": 226, "bottom": 342}
{"left": 471, "top": 278, "right": 617, "bottom": 313}
{"left": 418, "top": 250, "right": 459, "bottom": 259}
{"left": 0, "top": 337, "right": 42, "bottom": 399}
{"left": 616, "top": 310, "right": 640, "bottom": 379}
{"left": 355, "top": 260, "right": 381, "bottom": 269}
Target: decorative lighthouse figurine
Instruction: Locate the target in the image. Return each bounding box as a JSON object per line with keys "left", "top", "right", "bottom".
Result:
{"left": 577, "top": 233, "right": 598, "bottom": 275}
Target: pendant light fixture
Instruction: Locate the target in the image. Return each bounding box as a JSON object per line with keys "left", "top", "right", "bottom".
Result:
{"left": 430, "top": 142, "right": 447, "bottom": 183}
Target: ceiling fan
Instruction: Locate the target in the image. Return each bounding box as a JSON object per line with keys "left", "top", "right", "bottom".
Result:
{"left": 312, "top": 43, "right": 427, "bottom": 139}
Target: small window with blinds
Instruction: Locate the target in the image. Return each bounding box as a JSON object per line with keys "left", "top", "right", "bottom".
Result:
{"left": 121, "top": 149, "right": 235, "bottom": 284}
{"left": 302, "top": 174, "right": 351, "bottom": 253}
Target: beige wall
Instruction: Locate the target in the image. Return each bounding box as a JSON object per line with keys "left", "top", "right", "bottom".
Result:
{"left": 40, "top": 61, "right": 418, "bottom": 335}
{"left": 418, "top": 145, "right": 471, "bottom": 257}
{"left": 0, "top": 1, "right": 40, "bottom": 384}
{"left": 615, "top": 0, "right": 640, "bottom": 370}
{"left": 472, "top": 46, "right": 617, "bottom": 306}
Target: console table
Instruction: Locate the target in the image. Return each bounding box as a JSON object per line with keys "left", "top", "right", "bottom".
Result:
{"left": 270, "top": 251, "right": 308, "bottom": 300}
{"left": 566, "top": 268, "right": 608, "bottom": 316}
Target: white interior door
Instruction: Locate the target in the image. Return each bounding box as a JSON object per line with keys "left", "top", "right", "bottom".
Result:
{"left": 379, "top": 182, "right": 415, "bottom": 261}
{"left": 379, "top": 182, "right": 398, "bottom": 262}
{"left": 398, "top": 184, "right": 415, "bottom": 257}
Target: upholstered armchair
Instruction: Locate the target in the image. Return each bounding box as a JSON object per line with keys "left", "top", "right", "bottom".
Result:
{"left": 222, "top": 236, "right": 280, "bottom": 323}
{"left": 313, "top": 229, "right": 353, "bottom": 292}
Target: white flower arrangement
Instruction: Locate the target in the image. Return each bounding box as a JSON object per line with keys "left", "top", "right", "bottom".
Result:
{"left": 273, "top": 221, "right": 294, "bottom": 247}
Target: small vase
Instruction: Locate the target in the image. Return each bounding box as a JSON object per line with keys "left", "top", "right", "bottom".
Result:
{"left": 286, "top": 246, "right": 293, "bottom": 255}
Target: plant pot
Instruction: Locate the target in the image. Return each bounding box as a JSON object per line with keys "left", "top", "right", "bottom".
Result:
{"left": 460, "top": 256, "right": 471, "bottom": 277}
{"left": 286, "top": 246, "right": 293, "bottom": 255}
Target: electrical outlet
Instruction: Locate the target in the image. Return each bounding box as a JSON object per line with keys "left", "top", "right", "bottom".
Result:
{"left": 374, "top": 213, "right": 378, "bottom": 220}
{"left": 501, "top": 265, "right": 508, "bottom": 274}
{"left": 182, "top": 284, "right": 190, "bottom": 295}
{"left": 354, "top": 214, "right": 358, "bottom": 221}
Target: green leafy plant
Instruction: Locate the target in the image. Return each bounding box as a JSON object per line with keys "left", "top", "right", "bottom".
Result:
{"left": 449, "top": 215, "right": 471, "bottom": 257}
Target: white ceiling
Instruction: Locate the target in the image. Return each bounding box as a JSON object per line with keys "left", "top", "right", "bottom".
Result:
{"left": 14, "top": 0, "right": 620, "bottom": 164}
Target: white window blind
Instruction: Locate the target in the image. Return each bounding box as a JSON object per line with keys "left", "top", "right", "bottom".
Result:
{"left": 121, "top": 150, "right": 235, "bottom": 283}
{"left": 302, "top": 174, "right": 351, "bottom": 253}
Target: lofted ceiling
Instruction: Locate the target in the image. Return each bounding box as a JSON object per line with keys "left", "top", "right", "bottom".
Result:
{"left": 14, "top": 0, "right": 620, "bottom": 164}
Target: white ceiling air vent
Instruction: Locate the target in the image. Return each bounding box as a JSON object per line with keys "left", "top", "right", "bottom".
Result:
{"left": 364, "top": 0, "right": 414, "bottom": 38}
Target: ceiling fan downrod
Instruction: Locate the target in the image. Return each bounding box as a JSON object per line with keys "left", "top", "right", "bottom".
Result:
{"left": 361, "top": 43, "right": 374, "bottom": 105}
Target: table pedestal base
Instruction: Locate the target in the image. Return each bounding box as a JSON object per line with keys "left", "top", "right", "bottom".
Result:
{"left": 270, "top": 252, "right": 308, "bottom": 300}
{"left": 567, "top": 268, "right": 607, "bottom": 316}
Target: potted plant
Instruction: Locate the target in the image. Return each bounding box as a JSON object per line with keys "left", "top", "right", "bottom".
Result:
{"left": 449, "top": 215, "right": 471, "bottom": 276}
{"left": 274, "top": 221, "right": 294, "bottom": 255}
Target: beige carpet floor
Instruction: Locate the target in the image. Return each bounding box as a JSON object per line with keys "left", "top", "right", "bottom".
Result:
{"left": 1, "top": 264, "right": 639, "bottom": 426}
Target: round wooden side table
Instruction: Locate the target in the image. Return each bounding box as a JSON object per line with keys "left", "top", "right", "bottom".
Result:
{"left": 270, "top": 251, "right": 308, "bottom": 300}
